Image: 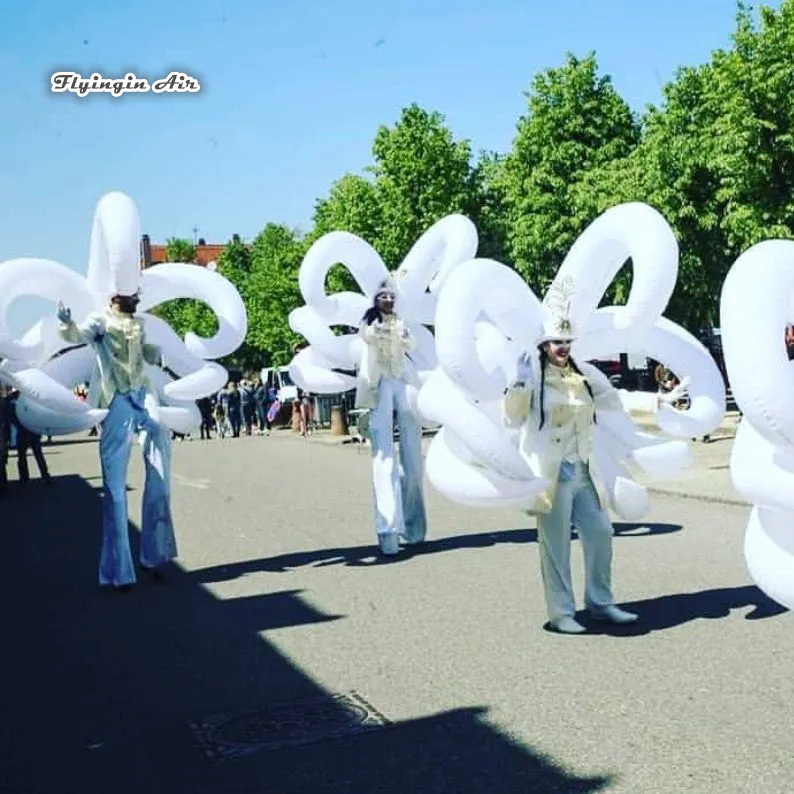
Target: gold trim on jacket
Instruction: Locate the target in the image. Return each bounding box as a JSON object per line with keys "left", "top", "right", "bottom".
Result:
{"left": 502, "top": 362, "right": 632, "bottom": 515}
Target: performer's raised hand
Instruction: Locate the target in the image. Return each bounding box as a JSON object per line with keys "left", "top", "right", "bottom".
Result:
{"left": 515, "top": 351, "right": 534, "bottom": 385}
{"left": 56, "top": 301, "right": 72, "bottom": 325}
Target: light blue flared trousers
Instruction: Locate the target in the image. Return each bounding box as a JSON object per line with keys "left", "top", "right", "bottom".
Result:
{"left": 367, "top": 377, "right": 427, "bottom": 546}
{"left": 98, "top": 388, "right": 177, "bottom": 586}
{"left": 536, "top": 460, "right": 615, "bottom": 622}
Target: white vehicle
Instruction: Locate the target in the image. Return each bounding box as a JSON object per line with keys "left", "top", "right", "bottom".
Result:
{"left": 261, "top": 367, "right": 298, "bottom": 403}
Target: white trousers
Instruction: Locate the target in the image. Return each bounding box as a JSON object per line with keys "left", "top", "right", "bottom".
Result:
{"left": 536, "top": 460, "right": 615, "bottom": 622}
{"left": 98, "top": 388, "right": 177, "bottom": 586}
{"left": 367, "top": 377, "right": 427, "bottom": 544}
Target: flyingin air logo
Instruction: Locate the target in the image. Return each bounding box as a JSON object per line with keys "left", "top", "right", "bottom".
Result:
{"left": 51, "top": 71, "right": 201, "bottom": 96}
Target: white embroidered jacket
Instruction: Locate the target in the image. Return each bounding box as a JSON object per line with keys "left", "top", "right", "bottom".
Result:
{"left": 502, "top": 361, "right": 662, "bottom": 514}
{"left": 59, "top": 307, "right": 163, "bottom": 409}
{"left": 354, "top": 314, "right": 418, "bottom": 409}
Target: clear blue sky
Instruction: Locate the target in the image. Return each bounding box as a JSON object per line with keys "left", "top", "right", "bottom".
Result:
{"left": 0, "top": 0, "right": 778, "bottom": 334}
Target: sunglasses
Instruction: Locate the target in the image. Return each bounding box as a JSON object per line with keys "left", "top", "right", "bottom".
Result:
{"left": 376, "top": 292, "right": 396, "bottom": 301}
{"left": 548, "top": 339, "right": 571, "bottom": 347}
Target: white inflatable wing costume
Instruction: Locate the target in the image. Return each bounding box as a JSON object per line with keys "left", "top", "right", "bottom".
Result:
{"left": 420, "top": 202, "right": 726, "bottom": 517}
{"left": 286, "top": 215, "right": 478, "bottom": 424}
{"left": 721, "top": 239, "right": 794, "bottom": 610}
{"left": 0, "top": 191, "right": 247, "bottom": 435}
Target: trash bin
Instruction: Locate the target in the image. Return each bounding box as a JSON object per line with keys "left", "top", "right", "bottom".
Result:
{"left": 330, "top": 405, "right": 349, "bottom": 436}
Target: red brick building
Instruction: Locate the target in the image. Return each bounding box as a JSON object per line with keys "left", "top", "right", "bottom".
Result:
{"left": 140, "top": 234, "right": 249, "bottom": 269}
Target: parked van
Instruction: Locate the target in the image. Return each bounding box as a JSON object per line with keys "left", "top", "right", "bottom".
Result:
{"left": 261, "top": 367, "right": 298, "bottom": 404}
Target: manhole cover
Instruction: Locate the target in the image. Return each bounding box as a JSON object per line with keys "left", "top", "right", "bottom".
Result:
{"left": 189, "top": 691, "right": 391, "bottom": 761}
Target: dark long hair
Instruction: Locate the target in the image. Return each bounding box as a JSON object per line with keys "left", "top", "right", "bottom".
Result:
{"left": 536, "top": 346, "right": 596, "bottom": 430}
{"left": 361, "top": 305, "right": 382, "bottom": 326}
{"left": 111, "top": 293, "right": 140, "bottom": 315}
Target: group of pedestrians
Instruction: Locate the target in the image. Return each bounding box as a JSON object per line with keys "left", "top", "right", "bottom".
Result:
{"left": 197, "top": 379, "right": 280, "bottom": 439}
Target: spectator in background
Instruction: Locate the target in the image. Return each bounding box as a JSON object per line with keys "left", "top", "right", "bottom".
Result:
{"left": 264, "top": 384, "right": 279, "bottom": 436}
{"left": 253, "top": 378, "right": 268, "bottom": 435}
{"left": 3, "top": 388, "right": 52, "bottom": 484}
{"left": 213, "top": 394, "right": 229, "bottom": 439}
{"left": 197, "top": 396, "right": 214, "bottom": 440}
{"left": 298, "top": 387, "right": 314, "bottom": 437}
{"left": 786, "top": 324, "right": 794, "bottom": 361}
{"left": 225, "top": 382, "right": 242, "bottom": 438}
{"left": 240, "top": 379, "right": 256, "bottom": 436}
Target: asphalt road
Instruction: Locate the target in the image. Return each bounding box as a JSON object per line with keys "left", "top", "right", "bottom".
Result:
{"left": 0, "top": 430, "right": 790, "bottom": 794}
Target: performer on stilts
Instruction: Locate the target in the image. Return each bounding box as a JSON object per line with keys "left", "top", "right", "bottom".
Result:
{"left": 356, "top": 276, "right": 427, "bottom": 556}
{"left": 502, "top": 280, "right": 688, "bottom": 634}
{"left": 57, "top": 285, "right": 176, "bottom": 592}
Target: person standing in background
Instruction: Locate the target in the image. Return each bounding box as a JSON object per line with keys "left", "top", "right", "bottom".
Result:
{"left": 241, "top": 379, "right": 256, "bottom": 436}
{"left": 225, "top": 382, "right": 242, "bottom": 438}
{"left": 197, "top": 396, "right": 214, "bottom": 440}
{"left": 254, "top": 378, "right": 268, "bottom": 435}
{"left": 3, "top": 388, "right": 52, "bottom": 485}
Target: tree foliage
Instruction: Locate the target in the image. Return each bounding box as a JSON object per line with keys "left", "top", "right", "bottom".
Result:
{"left": 369, "top": 103, "right": 477, "bottom": 267}
{"left": 165, "top": 237, "right": 196, "bottom": 263}
{"left": 501, "top": 52, "right": 640, "bottom": 292}
{"left": 576, "top": 0, "right": 794, "bottom": 330}
{"left": 245, "top": 224, "right": 306, "bottom": 368}
{"left": 157, "top": 0, "right": 794, "bottom": 363}
{"left": 151, "top": 237, "right": 201, "bottom": 340}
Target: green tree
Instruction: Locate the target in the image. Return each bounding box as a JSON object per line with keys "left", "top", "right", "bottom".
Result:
{"left": 577, "top": 1, "right": 794, "bottom": 331}
{"left": 501, "top": 53, "right": 640, "bottom": 291}
{"left": 312, "top": 174, "right": 383, "bottom": 244}
{"left": 468, "top": 151, "right": 509, "bottom": 261}
{"left": 165, "top": 237, "right": 197, "bottom": 263}
{"left": 708, "top": 0, "right": 794, "bottom": 248}
{"left": 152, "top": 238, "right": 200, "bottom": 337}
{"left": 215, "top": 236, "right": 261, "bottom": 372}
{"left": 573, "top": 62, "right": 726, "bottom": 328}
{"left": 306, "top": 105, "right": 485, "bottom": 292}
{"left": 370, "top": 103, "right": 478, "bottom": 266}
{"left": 246, "top": 224, "right": 306, "bottom": 367}
{"left": 309, "top": 173, "right": 383, "bottom": 293}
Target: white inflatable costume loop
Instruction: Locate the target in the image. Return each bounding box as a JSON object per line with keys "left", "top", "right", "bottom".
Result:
{"left": 721, "top": 239, "right": 794, "bottom": 610}
{"left": 287, "top": 214, "right": 479, "bottom": 423}
{"left": 554, "top": 202, "right": 679, "bottom": 334}
{"left": 423, "top": 202, "right": 726, "bottom": 512}
{"left": 0, "top": 191, "right": 247, "bottom": 435}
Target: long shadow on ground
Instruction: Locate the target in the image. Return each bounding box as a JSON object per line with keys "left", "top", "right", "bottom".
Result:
{"left": 0, "top": 475, "right": 613, "bottom": 794}
{"left": 193, "top": 521, "right": 682, "bottom": 580}
{"left": 575, "top": 584, "right": 788, "bottom": 638}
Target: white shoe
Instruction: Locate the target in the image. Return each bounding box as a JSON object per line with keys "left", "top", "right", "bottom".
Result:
{"left": 550, "top": 616, "right": 587, "bottom": 634}
{"left": 377, "top": 533, "right": 400, "bottom": 556}
{"left": 589, "top": 605, "right": 638, "bottom": 624}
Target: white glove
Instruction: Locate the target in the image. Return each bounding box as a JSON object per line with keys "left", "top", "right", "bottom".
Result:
{"left": 514, "top": 352, "right": 534, "bottom": 387}
{"left": 660, "top": 376, "right": 690, "bottom": 405}
{"left": 56, "top": 301, "right": 72, "bottom": 325}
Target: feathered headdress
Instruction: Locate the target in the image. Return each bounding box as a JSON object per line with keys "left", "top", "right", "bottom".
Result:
{"left": 538, "top": 275, "right": 577, "bottom": 342}
{"left": 375, "top": 274, "right": 399, "bottom": 298}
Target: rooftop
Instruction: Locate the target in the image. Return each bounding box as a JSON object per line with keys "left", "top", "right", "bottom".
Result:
{"left": 140, "top": 234, "right": 250, "bottom": 269}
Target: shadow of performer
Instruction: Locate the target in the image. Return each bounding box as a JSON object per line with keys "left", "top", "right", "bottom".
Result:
{"left": 0, "top": 474, "right": 615, "bottom": 794}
